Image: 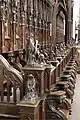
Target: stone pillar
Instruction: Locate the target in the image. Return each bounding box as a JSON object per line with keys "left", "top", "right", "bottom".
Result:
{"left": 65, "top": 15, "right": 68, "bottom": 46}
{"left": 52, "top": 0, "right": 58, "bottom": 45}
{"left": 0, "top": 18, "right": 2, "bottom": 53}
{"left": 67, "top": 0, "right": 73, "bottom": 44}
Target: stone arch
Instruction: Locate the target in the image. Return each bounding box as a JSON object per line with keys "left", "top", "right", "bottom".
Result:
{"left": 52, "top": 0, "right": 68, "bottom": 45}
{"left": 56, "top": 1, "right": 67, "bottom": 16}
{"left": 53, "top": 0, "right": 67, "bottom": 16}
{"left": 57, "top": 1, "right": 68, "bottom": 45}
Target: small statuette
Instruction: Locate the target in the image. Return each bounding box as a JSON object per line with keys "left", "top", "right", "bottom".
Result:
{"left": 20, "top": 74, "right": 38, "bottom": 104}
{"left": 25, "top": 33, "right": 47, "bottom": 67}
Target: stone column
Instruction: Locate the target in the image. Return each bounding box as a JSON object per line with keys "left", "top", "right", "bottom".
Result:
{"left": 52, "top": 0, "right": 58, "bottom": 45}
{"left": 65, "top": 14, "right": 68, "bottom": 46}
{"left": 67, "top": 0, "right": 73, "bottom": 44}
{"left": 0, "top": 13, "right": 2, "bottom": 53}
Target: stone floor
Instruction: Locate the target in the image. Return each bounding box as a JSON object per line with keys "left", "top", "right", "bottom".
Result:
{"left": 69, "top": 74, "right": 80, "bottom": 120}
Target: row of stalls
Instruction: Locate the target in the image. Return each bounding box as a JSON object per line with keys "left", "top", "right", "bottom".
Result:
{"left": 0, "top": 46, "right": 78, "bottom": 120}
{"left": 0, "top": 0, "right": 78, "bottom": 120}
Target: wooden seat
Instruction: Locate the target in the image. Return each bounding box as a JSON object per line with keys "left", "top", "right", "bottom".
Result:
{"left": 56, "top": 81, "right": 69, "bottom": 89}
{"left": 60, "top": 74, "right": 71, "bottom": 81}
{"left": 50, "top": 90, "right": 66, "bottom": 96}
{"left": 49, "top": 91, "right": 66, "bottom": 102}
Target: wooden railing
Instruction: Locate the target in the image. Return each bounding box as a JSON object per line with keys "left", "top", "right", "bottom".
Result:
{"left": 0, "top": 47, "right": 78, "bottom": 120}
{"left": 0, "top": 54, "right": 23, "bottom": 103}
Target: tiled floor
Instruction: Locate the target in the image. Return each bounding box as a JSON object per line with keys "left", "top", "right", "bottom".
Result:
{"left": 69, "top": 74, "right": 80, "bottom": 120}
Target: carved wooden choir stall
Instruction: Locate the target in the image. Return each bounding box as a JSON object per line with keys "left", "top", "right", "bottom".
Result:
{"left": 0, "top": 0, "right": 77, "bottom": 120}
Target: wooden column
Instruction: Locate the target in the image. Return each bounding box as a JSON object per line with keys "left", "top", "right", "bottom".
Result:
{"left": 2, "top": 20, "right": 6, "bottom": 52}
{"left": 17, "top": 100, "right": 40, "bottom": 120}
{"left": 17, "top": 93, "right": 47, "bottom": 120}
{"left": 44, "top": 66, "right": 56, "bottom": 93}
{"left": 22, "top": 66, "right": 45, "bottom": 95}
